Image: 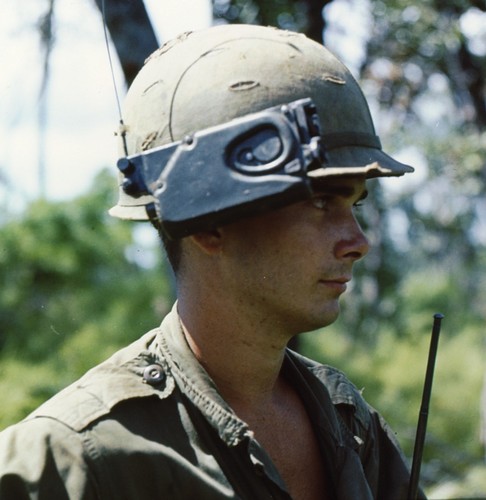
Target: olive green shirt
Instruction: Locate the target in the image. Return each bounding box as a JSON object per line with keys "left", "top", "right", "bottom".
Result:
{"left": 0, "top": 305, "right": 419, "bottom": 499}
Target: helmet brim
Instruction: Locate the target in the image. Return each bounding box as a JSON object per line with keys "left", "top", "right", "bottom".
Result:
{"left": 108, "top": 192, "right": 155, "bottom": 221}
{"left": 309, "top": 145, "right": 414, "bottom": 179}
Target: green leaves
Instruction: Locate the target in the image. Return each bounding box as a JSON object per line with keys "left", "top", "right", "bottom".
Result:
{"left": 0, "top": 170, "right": 172, "bottom": 426}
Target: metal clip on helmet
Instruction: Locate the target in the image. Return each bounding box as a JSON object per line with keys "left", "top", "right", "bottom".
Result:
{"left": 109, "top": 24, "right": 413, "bottom": 238}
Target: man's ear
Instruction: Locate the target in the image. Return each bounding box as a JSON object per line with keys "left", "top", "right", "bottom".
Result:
{"left": 189, "top": 229, "right": 223, "bottom": 256}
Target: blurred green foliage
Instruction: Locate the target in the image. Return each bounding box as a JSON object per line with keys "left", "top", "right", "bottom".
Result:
{"left": 0, "top": 170, "right": 173, "bottom": 427}
{"left": 0, "top": 0, "right": 484, "bottom": 497}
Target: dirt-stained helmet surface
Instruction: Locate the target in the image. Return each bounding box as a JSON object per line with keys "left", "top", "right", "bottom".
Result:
{"left": 110, "top": 24, "right": 413, "bottom": 221}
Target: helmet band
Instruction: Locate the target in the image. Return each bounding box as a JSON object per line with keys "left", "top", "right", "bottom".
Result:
{"left": 322, "top": 132, "right": 382, "bottom": 150}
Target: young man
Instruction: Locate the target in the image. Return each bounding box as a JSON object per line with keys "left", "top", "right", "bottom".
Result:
{"left": 0, "top": 25, "right": 422, "bottom": 499}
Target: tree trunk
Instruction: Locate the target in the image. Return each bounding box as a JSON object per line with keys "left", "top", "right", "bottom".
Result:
{"left": 92, "top": 0, "right": 159, "bottom": 86}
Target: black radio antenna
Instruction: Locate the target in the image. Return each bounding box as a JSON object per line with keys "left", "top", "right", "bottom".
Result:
{"left": 101, "top": 0, "right": 128, "bottom": 156}
{"left": 408, "top": 313, "right": 444, "bottom": 500}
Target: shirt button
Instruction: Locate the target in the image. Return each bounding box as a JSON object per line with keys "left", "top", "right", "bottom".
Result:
{"left": 143, "top": 364, "right": 166, "bottom": 385}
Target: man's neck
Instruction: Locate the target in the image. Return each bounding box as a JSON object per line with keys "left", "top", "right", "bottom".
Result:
{"left": 177, "top": 295, "right": 291, "bottom": 410}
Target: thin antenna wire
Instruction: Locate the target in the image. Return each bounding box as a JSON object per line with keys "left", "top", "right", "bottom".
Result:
{"left": 101, "top": 0, "right": 128, "bottom": 156}
{"left": 408, "top": 313, "right": 444, "bottom": 500}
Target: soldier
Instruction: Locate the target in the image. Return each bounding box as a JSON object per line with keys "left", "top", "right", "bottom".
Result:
{"left": 0, "top": 24, "right": 422, "bottom": 499}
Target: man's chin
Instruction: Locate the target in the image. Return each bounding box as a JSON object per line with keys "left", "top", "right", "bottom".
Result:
{"left": 317, "top": 302, "right": 341, "bottom": 327}
{"left": 296, "top": 307, "right": 341, "bottom": 335}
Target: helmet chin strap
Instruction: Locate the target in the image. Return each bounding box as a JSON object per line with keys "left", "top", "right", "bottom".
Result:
{"left": 145, "top": 202, "right": 162, "bottom": 232}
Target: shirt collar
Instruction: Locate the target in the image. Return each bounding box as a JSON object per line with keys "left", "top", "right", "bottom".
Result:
{"left": 153, "top": 303, "right": 252, "bottom": 447}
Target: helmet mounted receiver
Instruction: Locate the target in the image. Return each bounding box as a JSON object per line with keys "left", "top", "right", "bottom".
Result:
{"left": 117, "top": 98, "right": 324, "bottom": 238}
{"left": 110, "top": 24, "right": 413, "bottom": 236}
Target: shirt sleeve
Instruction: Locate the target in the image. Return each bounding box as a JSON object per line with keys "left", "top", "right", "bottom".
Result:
{"left": 0, "top": 418, "right": 98, "bottom": 500}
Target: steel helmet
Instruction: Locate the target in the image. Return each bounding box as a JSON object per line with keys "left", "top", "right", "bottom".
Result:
{"left": 109, "top": 24, "right": 413, "bottom": 227}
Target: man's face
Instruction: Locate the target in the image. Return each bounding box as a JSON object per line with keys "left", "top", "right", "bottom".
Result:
{"left": 219, "top": 176, "right": 370, "bottom": 336}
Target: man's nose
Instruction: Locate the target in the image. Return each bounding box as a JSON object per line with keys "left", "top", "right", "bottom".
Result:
{"left": 334, "top": 215, "right": 370, "bottom": 262}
